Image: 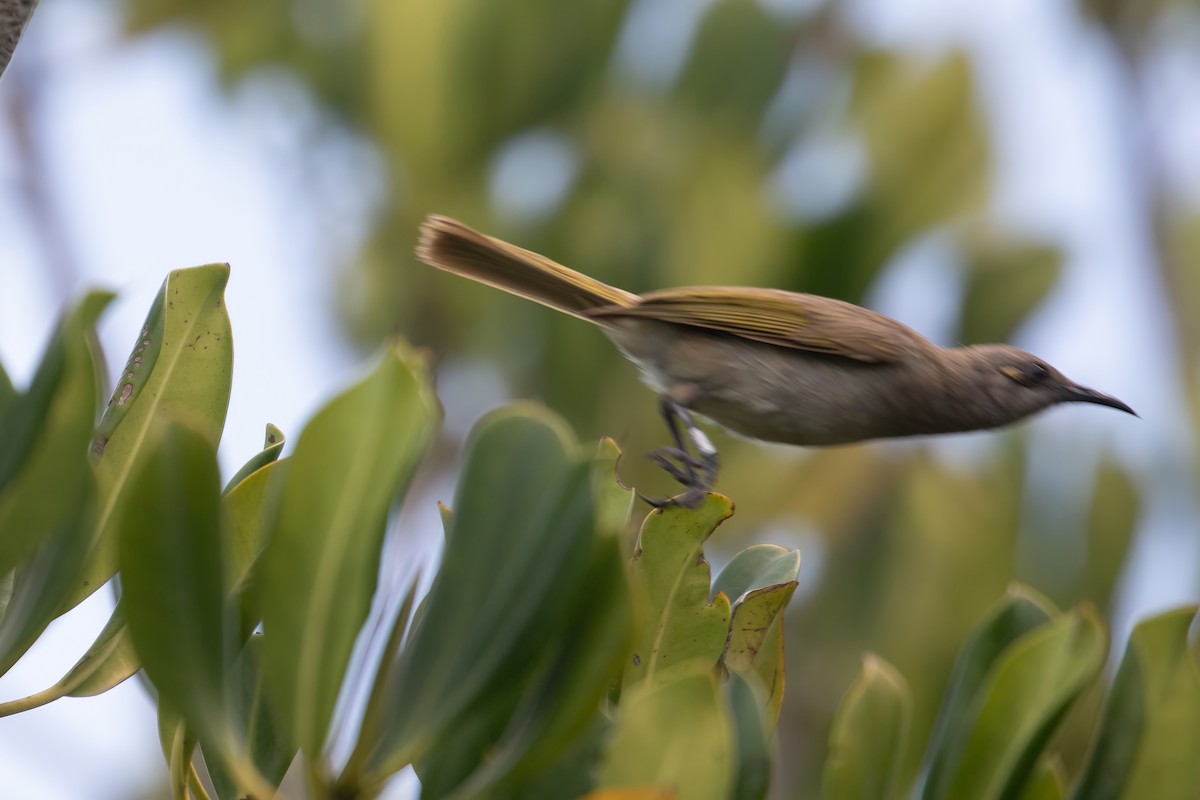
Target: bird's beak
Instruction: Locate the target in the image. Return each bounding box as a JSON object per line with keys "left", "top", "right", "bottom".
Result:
{"left": 1064, "top": 384, "right": 1138, "bottom": 417}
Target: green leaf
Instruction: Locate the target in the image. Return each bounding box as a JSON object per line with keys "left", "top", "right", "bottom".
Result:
{"left": 1018, "top": 756, "right": 1065, "bottom": 800}
{"left": 362, "top": 404, "right": 597, "bottom": 781}
{"left": 117, "top": 419, "right": 229, "bottom": 742}
{"left": 622, "top": 494, "right": 734, "bottom": 692}
{"left": 224, "top": 455, "right": 288, "bottom": 591}
{"left": 592, "top": 437, "right": 635, "bottom": 539}
{"left": 447, "top": 533, "right": 634, "bottom": 797}
{"left": 66, "top": 603, "right": 139, "bottom": 697}
{"left": 157, "top": 700, "right": 198, "bottom": 800}
{"left": 0, "top": 602, "right": 136, "bottom": 717}
{"left": 68, "top": 264, "right": 234, "bottom": 611}
{"left": 0, "top": 492, "right": 96, "bottom": 677}
{"left": 727, "top": 672, "right": 772, "bottom": 800}
{"left": 851, "top": 51, "right": 989, "bottom": 258}
{"left": 223, "top": 455, "right": 289, "bottom": 638}
{"left": 117, "top": 418, "right": 275, "bottom": 798}
{"left": 940, "top": 605, "right": 1106, "bottom": 800}
{"left": 598, "top": 671, "right": 734, "bottom": 800}
{"left": 1072, "top": 606, "right": 1200, "bottom": 800}
{"left": 958, "top": 229, "right": 1063, "bottom": 346}
{"left": 823, "top": 654, "right": 911, "bottom": 800}
{"left": 0, "top": 292, "right": 110, "bottom": 676}
{"left": 0, "top": 360, "right": 14, "bottom": 418}
{"left": 711, "top": 543, "right": 801, "bottom": 728}
{"left": 922, "top": 584, "right": 1059, "bottom": 799}
{"left": 499, "top": 716, "right": 612, "bottom": 800}
{"left": 340, "top": 574, "right": 423, "bottom": 786}
{"left": 0, "top": 291, "right": 110, "bottom": 583}
{"left": 206, "top": 634, "right": 297, "bottom": 800}
{"left": 1079, "top": 460, "right": 1140, "bottom": 606}
{"left": 259, "top": 342, "right": 437, "bottom": 758}
{"left": 674, "top": 0, "right": 793, "bottom": 129}
{"left": 224, "top": 423, "right": 285, "bottom": 493}
{"left": 723, "top": 581, "right": 797, "bottom": 727}
{"left": 712, "top": 544, "right": 801, "bottom": 605}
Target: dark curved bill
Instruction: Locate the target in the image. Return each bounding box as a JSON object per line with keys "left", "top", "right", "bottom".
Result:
{"left": 1066, "top": 385, "right": 1138, "bottom": 417}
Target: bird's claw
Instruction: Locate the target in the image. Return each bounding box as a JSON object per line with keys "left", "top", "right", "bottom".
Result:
{"left": 646, "top": 447, "right": 705, "bottom": 485}
{"left": 641, "top": 398, "right": 721, "bottom": 507}
{"left": 638, "top": 487, "right": 708, "bottom": 509}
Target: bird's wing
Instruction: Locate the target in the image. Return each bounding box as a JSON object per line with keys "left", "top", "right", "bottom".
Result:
{"left": 586, "top": 286, "right": 924, "bottom": 363}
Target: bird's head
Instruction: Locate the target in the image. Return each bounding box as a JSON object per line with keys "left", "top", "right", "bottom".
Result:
{"left": 944, "top": 344, "right": 1136, "bottom": 430}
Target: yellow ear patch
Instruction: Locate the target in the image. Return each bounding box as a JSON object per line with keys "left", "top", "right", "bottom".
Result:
{"left": 1001, "top": 366, "right": 1023, "bottom": 382}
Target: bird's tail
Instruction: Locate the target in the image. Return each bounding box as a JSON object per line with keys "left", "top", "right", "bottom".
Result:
{"left": 416, "top": 215, "right": 638, "bottom": 320}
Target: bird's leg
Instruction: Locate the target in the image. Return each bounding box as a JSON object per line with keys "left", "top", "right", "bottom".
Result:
{"left": 641, "top": 397, "right": 721, "bottom": 507}
{"left": 673, "top": 403, "right": 720, "bottom": 491}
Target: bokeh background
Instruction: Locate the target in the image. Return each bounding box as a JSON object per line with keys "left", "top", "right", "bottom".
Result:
{"left": 0, "top": 0, "right": 1197, "bottom": 797}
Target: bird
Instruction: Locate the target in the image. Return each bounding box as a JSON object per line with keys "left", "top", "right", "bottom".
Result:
{"left": 416, "top": 215, "right": 1136, "bottom": 505}
{"left": 0, "top": 0, "right": 38, "bottom": 78}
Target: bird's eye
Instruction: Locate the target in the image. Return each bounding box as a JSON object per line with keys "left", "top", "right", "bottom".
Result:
{"left": 1028, "top": 362, "right": 1049, "bottom": 382}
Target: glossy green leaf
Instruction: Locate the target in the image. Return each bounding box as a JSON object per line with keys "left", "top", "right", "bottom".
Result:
{"left": 1072, "top": 606, "right": 1200, "bottom": 800}
{"left": 724, "top": 581, "right": 797, "bottom": 726}
{"left": 260, "top": 342, "right": 438, "bottom": 758}
{"left": 940, "top": 605, "right": 1106, "bottom": 800}
{"left": 622, "top": 494, "right": 734, "bottom": 692}
{"left": 362, "top": 405, "right": 597, "bottom": 781}
{"left": 712, "top": 544, "right": 801, "bottom": 605}
{"left": 922, "top": 584, "right": 1059, "bottom": 799}
{"left": 117, "top": 420, "right": 228, "bottom": 741}
{"left": 224, "top": 423, "right": 285, "bottom": 493}
{"left": 68, "top": 264, "right": 234, "bottom": 611}
{"left": 0, "top": 291, "right": 110, "bottom": 579}
{"left": 598, "top": 671, "right": 734, "bottom": 800}
{"left": 823, "top": 654, "right": 911, "bottom": 800}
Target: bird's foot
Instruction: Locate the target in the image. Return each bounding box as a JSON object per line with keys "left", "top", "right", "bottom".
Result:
{"left": 641, "top": 397, "right": 722, "bottom": 507}
{"left": 638, "top": 486, "right": 708, "bottom": 509}
{"left": 646, "top": 446, "right": 706, "bottom": 485}
{"left": 641, "top": 448, "right": 708, "bottom": 508}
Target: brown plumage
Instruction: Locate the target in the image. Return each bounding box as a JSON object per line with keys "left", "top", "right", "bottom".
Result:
{"left": 0, "top": 0, "right": 38, "bottom": 78}
{"left": 417, "top": 215, "right": 1134, "bottom": 500}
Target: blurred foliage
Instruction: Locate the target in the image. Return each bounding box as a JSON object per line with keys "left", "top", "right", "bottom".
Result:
{"left": 4, "top": 0, "right": 1197, "bottom": 795}
{"left": 825, "top": 590, "right": 1200, "bottom": 800}
{"left": 0, "top": 274, "right": 801, "bottom": 797}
